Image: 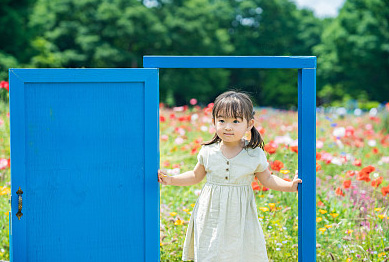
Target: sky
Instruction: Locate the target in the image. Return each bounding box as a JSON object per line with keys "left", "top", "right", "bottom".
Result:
{"left": 292, "top": 0, "right": 346, "bottom": 18}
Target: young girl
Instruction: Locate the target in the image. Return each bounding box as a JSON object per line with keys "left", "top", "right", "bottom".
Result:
{"left": 158, "top": 91, "right": 302, "bottom": 262}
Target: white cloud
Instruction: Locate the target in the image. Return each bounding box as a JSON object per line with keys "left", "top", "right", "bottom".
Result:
{"left": 292, "top": 0, "right": 346, "bottom": 18}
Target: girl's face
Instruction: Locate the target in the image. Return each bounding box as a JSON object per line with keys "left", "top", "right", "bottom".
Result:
{"left": 212, "top": 113, "right": 254, "bottom": 145}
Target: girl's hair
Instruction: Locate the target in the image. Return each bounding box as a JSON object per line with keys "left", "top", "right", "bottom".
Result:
{"left": 202, "top": 90, "right": 265, "bottom": 150}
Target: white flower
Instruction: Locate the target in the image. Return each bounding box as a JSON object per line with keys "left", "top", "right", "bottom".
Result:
{"left": 336, "top": 139, "right": 344, "bottom": 149}
{"left": 331, "top": 157, "right": 343, "bottom": 166}
{"left": 316, "top": 140, "right": 324, "bottom": 149}
{"left": 332, "top": 127, "right": 345, "bottom": 137}
{"left": 200, "top": 125, "right": 208, "bottom": 132}
{"left": 354, "top": 108, "right": 362, "bottom": 116}
{"left": 167, "top": 168, "right": 181, "bottom": 176}
{"left": 0, "top": 159, "right": 8, "bottom": 169}
{"left": 194, "top": 189, "right": 201, "bottom": 196}
{"left": 191, "top": 114, "right": 199, "bottom": 121}
{"left": 367, "top": 140, "right": 376, "bottom": 147}
{"left": 175, "top": 137, "right": 184, "bottom": 145}
{"left": 178, "top": 128, "right": 186, "bottom": 136}
{"left": 274, "top": 134, "right": 293, "bottom": 145}
{"left": 202, "top": 116, "right": 212, "bottom": 123}
{"left": 336, "top": 107, "right": 347, "bottom": 116}
{"left": 369, "top": 108, "right": 377, "bottom": 117}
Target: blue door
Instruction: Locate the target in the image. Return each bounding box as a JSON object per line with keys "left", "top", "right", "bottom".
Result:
{"left": 9, "top": 69, "right": 160, "bottom": 261}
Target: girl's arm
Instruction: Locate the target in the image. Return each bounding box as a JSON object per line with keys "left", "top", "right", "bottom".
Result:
{"left": 158, "top": 162, "right": 206, "bottom": 186}
{"left": 255, "top": 169, "right": 302, "bottom": 192}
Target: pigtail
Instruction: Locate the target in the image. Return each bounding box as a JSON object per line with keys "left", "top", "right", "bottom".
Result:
{"left": 247, "top": 127, "right": 265, "bottom": 150}
{"left": 246, "top": 110, "right": 265, "bottom": 150}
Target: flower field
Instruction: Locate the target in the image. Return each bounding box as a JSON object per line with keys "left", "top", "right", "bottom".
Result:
{"left": 0, "top": 94, "right": 388, "bottom": 261}
{"left": 158, "top": 102, "right": 389, "bottom": 261}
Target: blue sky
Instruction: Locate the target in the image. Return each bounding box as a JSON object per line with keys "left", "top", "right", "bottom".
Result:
{"left": 292, "top": 0, "right": 346, "bottom": 18}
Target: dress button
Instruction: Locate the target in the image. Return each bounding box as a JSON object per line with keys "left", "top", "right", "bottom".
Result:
{"left": 227, "top": 161, "right": 229, "bottom": 165}
{"left": 226, "top": 168, "right": 229, "bottom": 171}
{"left": 225, "top": 176, "right": 228, "bottom": 179}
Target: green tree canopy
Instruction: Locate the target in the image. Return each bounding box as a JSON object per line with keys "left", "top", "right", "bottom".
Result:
{"left": 314, "top": 0, "right": 389, "bottom": 102}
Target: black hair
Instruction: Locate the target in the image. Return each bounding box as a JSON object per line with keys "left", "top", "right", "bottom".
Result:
{"left": 202, "top": 90, "right": 265, "bottom": 150}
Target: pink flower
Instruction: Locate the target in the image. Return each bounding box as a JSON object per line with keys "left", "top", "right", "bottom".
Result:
{"left": 0, "top": 159, "right": 9, "bottom": 169}
{"left": 190, "top": 98, "right": 197, "bottom": 105}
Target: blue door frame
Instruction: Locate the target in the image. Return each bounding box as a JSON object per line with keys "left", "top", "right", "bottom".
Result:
{"left": 144, "top": 56, "right": 317, "bottom": 262}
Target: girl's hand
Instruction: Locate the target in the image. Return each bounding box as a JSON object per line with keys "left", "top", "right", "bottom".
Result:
{"left": 291, "top": 173, "right": 302, "bottom": 192}
{"left": 158, "top": 169, "right": 172, "bottom": 186}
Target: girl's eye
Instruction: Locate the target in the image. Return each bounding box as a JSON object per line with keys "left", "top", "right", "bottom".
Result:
{"left": 218, "top": 120, "right": 224, "bottom": 123}
{"left": 233, "top": 120, "right": 240, "bottom": 123}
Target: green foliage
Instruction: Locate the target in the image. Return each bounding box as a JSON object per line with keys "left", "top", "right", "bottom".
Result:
{"left": 314, "top": 0, "right": 389, "bottom": 102}
{"left": 1, "top": 0, "right": 388, "bottom": 106}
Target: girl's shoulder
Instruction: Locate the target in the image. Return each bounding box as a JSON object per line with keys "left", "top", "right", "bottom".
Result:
{"left": 245, "top": 144, "right": 267, "bottom": 158}
{"left": 199, "top": 142, "right": 219, "bottom": 153}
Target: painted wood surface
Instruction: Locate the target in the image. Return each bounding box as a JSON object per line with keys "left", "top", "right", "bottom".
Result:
{"left": 143, "top": 56, "right": 316, "bottom": 69}
{"left": 144, "top": 56, "right": 317, "bottom": 262}
{"left": 298, "top": 68, "right": 317, "bottom": 261}
{"left": 9, "top": 69, "right": 160, "bottom": 261}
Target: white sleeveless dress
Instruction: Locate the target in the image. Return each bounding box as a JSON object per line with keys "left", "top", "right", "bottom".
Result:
{"left": 182, "top": 140, "right": 270, "bottom": 262}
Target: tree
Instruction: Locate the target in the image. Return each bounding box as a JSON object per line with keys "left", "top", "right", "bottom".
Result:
{"left": 314, "top": 0, "right": 389, "bottom": 102}
{"left": 0, "top": 0, "right": 36, "bottom": 79}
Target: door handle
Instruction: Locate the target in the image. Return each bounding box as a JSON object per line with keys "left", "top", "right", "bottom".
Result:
{"left": 16, "top": 187, "right": 23, "bottom": 220}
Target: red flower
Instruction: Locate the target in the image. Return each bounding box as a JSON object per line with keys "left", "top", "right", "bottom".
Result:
{"left": 264, "top": 144, "right": 276, "bottom": 154}
{"left": 251, "top": 180, "right": 269, "bottom": 191}
{"left": 190, "top": 147, "right": 198, "bottom": 155}
{"left": 382, "top": 185, "right": 389, "bottom": 196}
{"left": 162, "top": 160, "right": 170, "bottom": 168}
{"left": 353, "top": 159, "right": 362, "bottom": 166}
{"left": 346, "top": 170, "right": 357, "bottom": 177}
{"left": 258, "top": 127, "right": 265, "bottom": 135}
{"left": 316, "top": 163, "right": 321, "bottom": 171}
{"left": 317, "top": 201, "right": 325, "bottom": 206}
{"left": 371, "top": 177, "right": 383, "bottom": 188}
{"left": 0, "top": 81, "right": 9, "bottom": 91}
{"left": 271, "top": 160, "right": 284, "bottom": 171}
{"left": 357, "top": 171, "right": 371, "bottom": 182}
{"left": 343, "top": 180, "right": 351, "bottom": 189}
{"left": 372, "top": 147, "right": 379, "bottom": 154}
{"left": 252, "top": 181, "right": 260, "bottom": 191}
{"left": 316, "top": 153, "right": 321, "bottom": 160}
{"left": 160, "top": 115, "right": 166, "bottom": 122}
{"left": 335, "top": 187, "right": 345, "bottom": 196}
{"left": 355, "top": 140, "right": 364, "bottom": 148}
{"left": 290, "top": 146, "right": 298, "bottom": 153}
{"left": 361, "top": 165, "right": 375, "bottom": 174}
